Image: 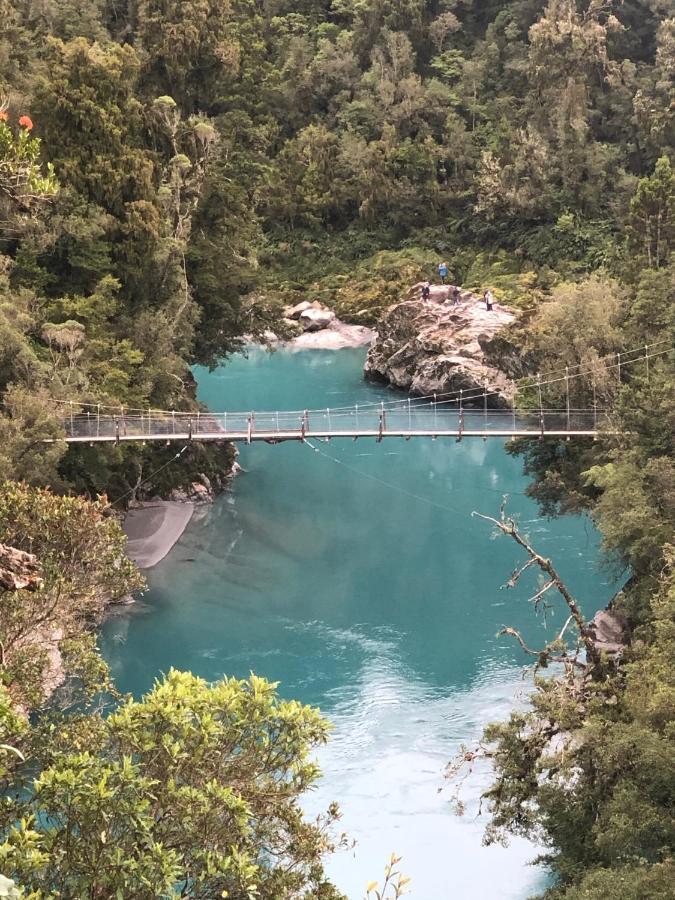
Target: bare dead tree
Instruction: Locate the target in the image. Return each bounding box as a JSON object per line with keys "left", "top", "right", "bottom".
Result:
{"left": 472, "top": 498, "right": 602, "bottom": 673}
{"left": 444, "top": 500, "right": 612, "bottom": 819}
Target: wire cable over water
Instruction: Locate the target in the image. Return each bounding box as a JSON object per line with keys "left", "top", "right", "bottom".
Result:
{"left": 102, "top": 445, "right": 189, "bottom": 511}
{"left": 304, "top": 438, "right": 493, "bottom": 518}
{"left": 45, "top": 339, "right": 674, "bottom": 418}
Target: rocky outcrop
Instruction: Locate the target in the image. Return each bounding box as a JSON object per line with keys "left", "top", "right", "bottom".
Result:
{"left": 288, "top": 319, "right": 374, "bottom": 350}
{"left": 284, "top": 300, "right": 334, "bottom": 332}
{"left": 275, "top": 299, "right": 374, "bottom": 349}
{"left": 0, "top": 543, "right": 42, "bottom": 592}
{"left": 286, "top": 300, "right": 313, "bottom": 319}
{"left": 167, "top": 465, "right": 239, "bottom": 504}
{"left": 300, "top": 307, "right": 335, "bottom": 331}
{"left": 588, "top": 607, "right": 629, "bottom": 656}
{"left": 364, "top": 284, "right": 520, "bottom": 406}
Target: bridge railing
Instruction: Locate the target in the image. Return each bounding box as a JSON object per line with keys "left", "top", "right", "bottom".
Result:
{"left": 59, "top": 405, "right": 610, "bottom": 442}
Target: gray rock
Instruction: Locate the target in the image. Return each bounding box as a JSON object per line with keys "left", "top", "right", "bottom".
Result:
{"left": 286, "top": 300, "right": 313, "bottom": 320}
{"left": 190, "top": 482, "right": 212, "bottom": 503}
{"left": 588, "top": 608, "right": 628, "bottom": 655}
{"left": 365, "top": 293, "right": 519, "bottom": 406}
{"left": 299, "top": 307, "right": 335, "bottom": 332}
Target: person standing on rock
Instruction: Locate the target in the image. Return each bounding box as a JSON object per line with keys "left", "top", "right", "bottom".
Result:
{"left": 438, "top": 261, "right": 448, "bottom": 284}
{"left": 450, "top": 285, "right": 461, "bottom": 306}
{"left": 484, "top": 289, "right": 494, "bottom": 311}
{"left": 421, "top": 281, "right": 431, "bottom": 300}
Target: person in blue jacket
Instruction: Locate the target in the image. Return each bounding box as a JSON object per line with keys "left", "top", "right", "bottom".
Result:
{"left": 438, "top": 261, "right": 448, "bottom": 283}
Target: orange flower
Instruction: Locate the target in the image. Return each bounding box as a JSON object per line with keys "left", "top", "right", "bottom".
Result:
{"left": 0, "top": 111, "right": 7, "bottom": 121}
{"left": 18, "top": 115, "right": 33, "bottom": 131}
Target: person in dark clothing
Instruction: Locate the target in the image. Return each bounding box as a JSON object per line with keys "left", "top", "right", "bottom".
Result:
{"left": 450, "top": 285, "right": 461, "bottom": 306}
{"left": 421, "top": 281, "right": 431, "bottom": 300}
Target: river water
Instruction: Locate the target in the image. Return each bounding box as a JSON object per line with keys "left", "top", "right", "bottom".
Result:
{"left": 101, "top": 347, "right": 615, "bottom": 900}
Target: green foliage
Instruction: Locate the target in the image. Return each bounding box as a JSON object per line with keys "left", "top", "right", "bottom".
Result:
{"left": 0, "top": 4, "right": 673, "bottom": 897}
{"left": 460, "top": 250, "right": 541, "bottom": 309}
{"left": 558, "top": 861, "right": 675, "bottom": 900}
{"left": 0, "top": 110, "right": 58, "bottom": 228}
{"left": 1, "top": 669, "right": 344, "bottom": 899}
{"left": 60, "top": 438, "right": 236, "bottom": 504}
{"left": 0, "top": 684, "right": 27, "bottom": 780}
{"left": 0, "top": 387, "right": 66, "bottom": 487}
{"left": 0, "top": 481, "right": 143, "bottom": 712}
{"left": 329, "top": 248, "right": 432, "bottom": 324}
{"left": 628, "top": 156, "right": 675, "bottom": 271}
{"left": 469, "top": 551, "right": 675, "bottom": 898}
{"left": 1, "top": 0, "right": 673, "bottom": 492}
{"left": 585, "top": 449, "right": 675, "bottom": 582}
{"left": 33, "top": 39, "right": 152, "bottom": 218}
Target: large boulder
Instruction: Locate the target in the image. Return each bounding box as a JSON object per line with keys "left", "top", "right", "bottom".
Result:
{"left": 299, "top": 307, "right": 335, "bottom": 332}
{"left": 285, "top": 300, "right": 313, "bottom": 320}
{"left": 588, "top": 608, "right": 628, "bottom": 656}
{"left": 364, "top": 290, "right": 519, "bottom": 406}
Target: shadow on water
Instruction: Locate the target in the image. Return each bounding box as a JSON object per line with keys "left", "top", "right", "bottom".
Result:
{"left": 101, "top": 347, "right": 614, "bottom": 900}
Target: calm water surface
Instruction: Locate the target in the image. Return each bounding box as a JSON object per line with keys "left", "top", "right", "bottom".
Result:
{"left": 101, "top": 347, "right": 615, "bottom": 900}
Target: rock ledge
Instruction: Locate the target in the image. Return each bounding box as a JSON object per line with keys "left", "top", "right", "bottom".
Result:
{"left": 364, "top": 285, "right": 519, "bottom": 406}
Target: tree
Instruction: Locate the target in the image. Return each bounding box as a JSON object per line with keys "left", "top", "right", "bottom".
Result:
{"left": 0, "top": 104, "right": 58, "bottom": 236}
{"left": 628, "top": 155, "right": 675, "bottom": 269}
{"left": 136, "top": 0, "right": 241, "bottom": 113}
{"left": 33, "top": 39, "right": 153, "bottom": 219}
{"left": 1, "top": 669, "right": 345, "bottom": 900}
{"left": 448, "top": 522, "right": 675, "bottom": 899}
{"left": 519, "top": 275, "right": 626, "bottom": 411}
{"left": 0, "top": 388, "right": 66, "bottom": 487}
{"left": 0, "top": 481, "right": 143, "bottom": 712}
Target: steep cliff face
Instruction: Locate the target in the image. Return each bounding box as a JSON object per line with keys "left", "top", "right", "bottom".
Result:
{"left": 364, "top": 286, "right": 521, "bottom": 406}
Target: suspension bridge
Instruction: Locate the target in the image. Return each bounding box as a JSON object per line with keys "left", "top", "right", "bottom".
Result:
{"left": 49, "top": 341, "right": 671, "bottom": 446}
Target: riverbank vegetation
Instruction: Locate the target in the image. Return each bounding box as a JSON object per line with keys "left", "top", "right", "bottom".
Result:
{"left": 0, "top": 0, "right": 673, "bottom": 896}
{"left": 462, "top": 268, "right": 675, "bottom": 896}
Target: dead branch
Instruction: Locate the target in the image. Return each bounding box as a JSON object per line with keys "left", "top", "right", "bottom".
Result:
{"left": 498, "top": 625, "right": 540, "bottom": 657}
{"left": 505, "top": 557, "right": 537, "bottom": 588}
{"left": 473, "top": 505, "right": 601, "bottom": 672}
{"left": 498, "top": 625, "right": 587, "bottom": 671}
{"left": 556, "top": 615, "right": 575, "bottom": 644}
{"left": 528, "top": 579, "right": 556, "bottom": 610}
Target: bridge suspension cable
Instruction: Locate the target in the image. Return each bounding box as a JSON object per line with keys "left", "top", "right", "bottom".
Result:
{"left": 44, "top": 338, "right": 673, "bottom": 422}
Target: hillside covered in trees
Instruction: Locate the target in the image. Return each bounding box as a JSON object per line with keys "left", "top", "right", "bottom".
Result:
{"left": 0, "top": 0, "right": 673, "bottom": 897}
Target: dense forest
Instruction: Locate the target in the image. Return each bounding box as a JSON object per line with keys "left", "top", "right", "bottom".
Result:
{"left": 0, "top": 0, "right": 673, "bottom": 897}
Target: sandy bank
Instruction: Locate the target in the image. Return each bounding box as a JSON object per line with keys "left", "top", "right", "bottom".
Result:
{"left": 124, "top": 501, "right": 194, "bottom": 569}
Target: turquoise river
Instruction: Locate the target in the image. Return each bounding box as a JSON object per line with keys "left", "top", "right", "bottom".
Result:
{"left": 101, "top": 347, "right": 616, "bottom": 900}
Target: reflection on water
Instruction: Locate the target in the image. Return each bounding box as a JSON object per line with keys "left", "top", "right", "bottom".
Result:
{"left": 101, "top": 348, "right": 615, "bottom": 899}
{"left": 312, "top": 652, "right": 541, "bottom": 900}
